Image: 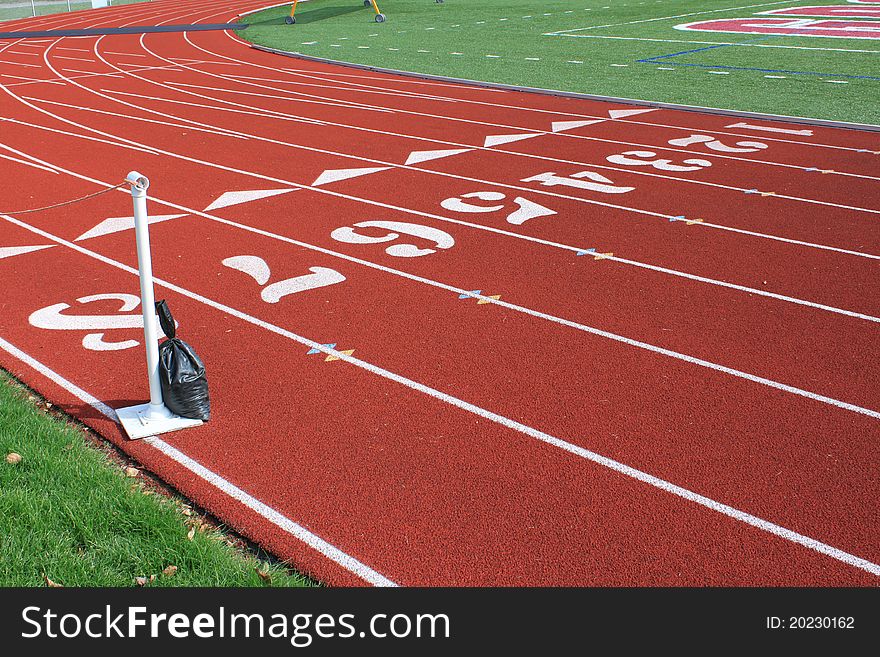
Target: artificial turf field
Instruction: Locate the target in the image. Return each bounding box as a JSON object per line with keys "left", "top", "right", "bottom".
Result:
{"left": 241, "top": 0, "right": 880, "bottom": 124}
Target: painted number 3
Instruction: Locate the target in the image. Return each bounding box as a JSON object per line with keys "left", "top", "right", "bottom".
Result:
{"left": 606, "top": 150, "right": 712, "bottom": 172}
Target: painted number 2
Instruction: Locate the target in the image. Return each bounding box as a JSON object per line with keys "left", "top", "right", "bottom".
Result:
{"left": 222, "top": 256, "right": 346, "bottom": 303}
{"left": 667, "top": 134, "right": 768, "bottom": 153}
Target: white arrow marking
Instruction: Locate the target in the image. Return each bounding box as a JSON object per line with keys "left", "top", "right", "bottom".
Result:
{"left": 484, "top": 133, "right": 542, "bottom": 147}
{"left": 75, "top": 214, "right": 186, "bottom": 242}
{"left": 506, "top": 198, "right": 557, "bottom": 225}
{"left": 312, "top": 167, "right": 390, "bottom": 187}
{"left": 0, "top": 245, "right": 54, "bottom": 260}
{"left": 204, "top": 189, "right": 296, "bottom": 212}
{"left": 404, "top": 148, "right": 472, "bottom": 166}
{"left": 608, "top": 108, "right": 658, "bottom": 119}
{"left": 551, "top": 119, "right": 604, "bottom": 132}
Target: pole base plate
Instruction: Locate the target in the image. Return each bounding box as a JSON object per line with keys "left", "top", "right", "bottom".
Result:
{"left": 116, "top": 402, "right": 203, "bottom": 440}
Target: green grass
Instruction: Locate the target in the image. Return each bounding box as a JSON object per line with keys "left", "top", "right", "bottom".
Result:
{"left": 239, "top": 0, "right": 880, "bottom": 124}
{"left": 0, "top": 371, "right": 315, "bottom": 587}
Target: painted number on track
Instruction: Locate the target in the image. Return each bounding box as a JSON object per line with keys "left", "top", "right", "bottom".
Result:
{"left": 222, "top": 256, "right": 346, "bottom": 303}
{"left": 667, "top": 134, "right": 768, "bottom": 153}
{"left": 28, "top": 293, "right": 168, "bottom": 351}
{"left": 330, "top": 221, "right": 455, "bottom": 257}
{"left": 521, "top": 170, "right": 635, "bottom": 194}
{"left": 606, "top": 150, "right": 712, "bottom": 172}
{"left": 440, "top": 192, "right": 557, "bottom": 225}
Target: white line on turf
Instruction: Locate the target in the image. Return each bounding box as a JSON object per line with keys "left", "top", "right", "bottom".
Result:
{"left": 542, "top": 33, "right": 880, "bottom": 53}
{"left": 209, "top": 31, "right": 873, "bottom": 155}
{"left": 547, "top": 1, "right": 794, "bottom": 34}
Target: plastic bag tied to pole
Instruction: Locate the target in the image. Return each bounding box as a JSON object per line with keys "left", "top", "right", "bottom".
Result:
{"left": 155, "top": 300, "right": 210, "bottom": 421}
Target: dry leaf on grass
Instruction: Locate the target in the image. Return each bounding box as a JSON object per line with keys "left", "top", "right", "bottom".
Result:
{"left": 186, "top": 526, "right": 196, "bottom": 541}
{"left": 124, "top": 467, "right": 139, "bottom": 478}
{"left": 255, "top": 567, "right": 272, "bottom": 586}
{"left": 43, "top": 574, "right": 63, "bottom": 588}
{"left": 6, "top": 453, "right": 22, "bottom": 464}
{"left": 135, "top": 576, "right": 148, "bottom": 587}
{"left": 162, "top": 565, "right": 178, "bottom": 577}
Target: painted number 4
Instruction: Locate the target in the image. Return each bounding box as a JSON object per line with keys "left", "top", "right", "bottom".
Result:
{"left": 521, "top": 170, "right": 635, "bottom": 194}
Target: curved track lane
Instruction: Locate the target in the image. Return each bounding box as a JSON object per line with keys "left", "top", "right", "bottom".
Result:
{"left": 1, "top": 0, "right": 878, "bottom": 586}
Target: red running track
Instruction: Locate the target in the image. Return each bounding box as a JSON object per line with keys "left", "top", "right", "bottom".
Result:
{"left": 1, "top": 0, "right": 878, "bottom": 586}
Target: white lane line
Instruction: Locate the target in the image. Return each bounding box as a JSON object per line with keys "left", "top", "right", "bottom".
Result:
{"left": 0, "top": 61, "right": 41, "bottom": 68}
{"left": 0, "top": 151, "right": 58, "bottom": 175}
{"left": 216, "top": 32, "right": 871, "bottom": 157}
{"left": 0, "top": 73, "right": 64, "bottom": 86}
{"left": 547, "top": 1, "right": 794, "bottom": 33}
{"left": 54, "top": 55, "right": 98, "bottom": 62}
{"left": 2, "top": 216, "right": 877, "bottom": 580}
{"left": 1, "top": 116, "right": 160, "bottom": 155}
{"left": 0, "top": 335, "right": 396, "bottom": 588}
{"left": 25, "top": 96, "right": 252, "bottom": 139}
{"left": 546, "top": 33, "right": 880, "bottom": 53}
{"left": 5, "top": 131, "right": 877, "bottom": 424}
{"left": 62, "top": 68, "right": 122, "bottom": 78}
{"left": 29, "top": 39, "right": 880, "bottom": 250}
{"left": 87, "top": 83, "right": 880, "bottom": 220}
{"left": 23, "top": 53, "right": 880, "bottom": 265}
{"left": 10, "top": 96, "right": 875, "bottom": 324}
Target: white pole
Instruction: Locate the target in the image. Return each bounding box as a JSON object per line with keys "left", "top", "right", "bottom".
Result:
{"left": 116, "top": 172, "right": 203, "bottom": 439}
{"left": 67, "top": 0, "right": 72, "bottom": 13}
{"left": 30, "top": 0, "right": 36, "bottom": 18}
{"left": 126, "top": 171, "right": 169, "bottom": 418}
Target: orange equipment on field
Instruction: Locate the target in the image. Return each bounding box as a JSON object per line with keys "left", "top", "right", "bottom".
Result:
{"left": 285, "top": 0, "right": 445, "bottom": 25}
{"left": 286, "top": 0, "right": 385, "bottom": 24}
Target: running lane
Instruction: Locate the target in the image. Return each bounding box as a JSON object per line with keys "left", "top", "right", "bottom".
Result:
{"left": 0, "top": 0, "right": 878, "bottom": 586}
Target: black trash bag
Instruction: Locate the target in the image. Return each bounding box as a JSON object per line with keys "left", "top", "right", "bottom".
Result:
{"left": 155, "top": 300, "right": 210, "bottom": 421}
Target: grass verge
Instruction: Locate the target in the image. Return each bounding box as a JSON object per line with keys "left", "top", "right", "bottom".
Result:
{"left": 0, "top": 370, "right": 315, "bottom": 587}
{"left": 239, "top": 0, "right": 880, "bottom": 124}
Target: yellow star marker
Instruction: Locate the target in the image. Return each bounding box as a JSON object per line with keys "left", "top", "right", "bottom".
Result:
{"left": 592, "top": 252, "right": 614, "bottom": 260}
{"left": 476, "top": 294, "right": 502, "bottom": 305}
{"left": 684, "top": 218, "right": 704, "bottom": 225}
{"left": 325, "top": 349, "right": 355, "bottom": 362}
